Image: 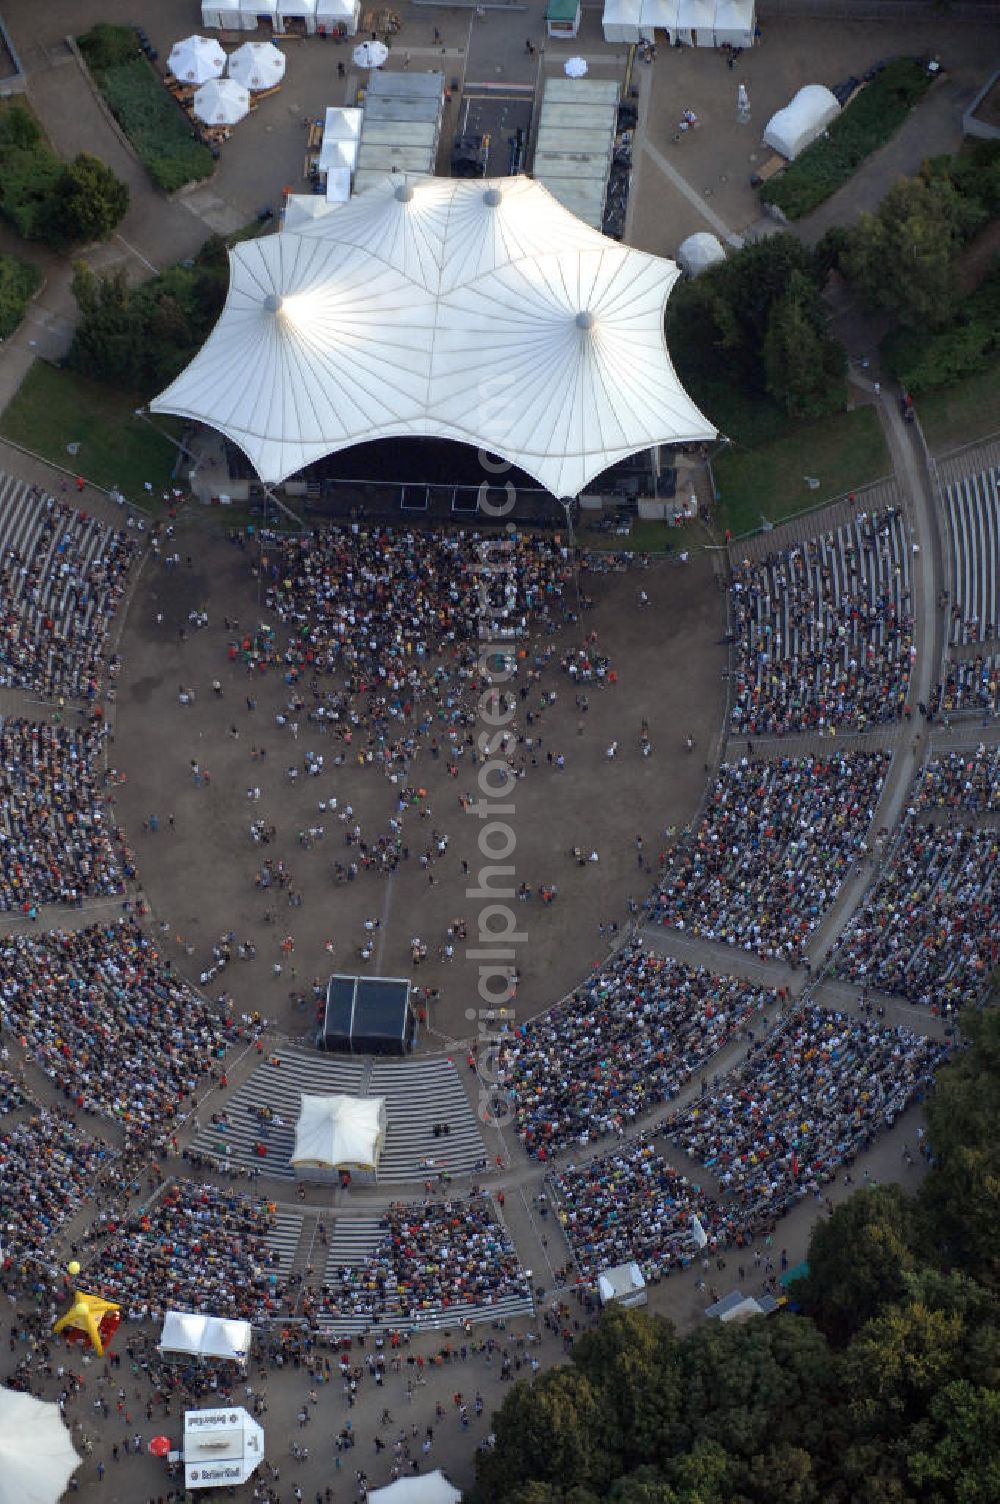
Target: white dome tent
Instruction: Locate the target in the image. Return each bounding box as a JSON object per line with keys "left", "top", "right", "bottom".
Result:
{"left": 227, "top": 41, "right": 286, "bottom": 92}
{"left": 763, "top": 84, "right": 840, "bottom": 160}
{"left": 168, "top": 34, "right": 226, "bottom": 85}
{"left": 677, "top": 231, "right": 726, "bottom": 277}
{"left": 291, "top": 1093, "right": 386, "bottom": 1176}
{"left": 0, "top": 1387, "right": 81, "bottom": 1504}
{"left": 151, "top": 176, "right": 715, "bottom": 498}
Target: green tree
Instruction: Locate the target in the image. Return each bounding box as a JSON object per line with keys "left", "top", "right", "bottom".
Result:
{"left": 572, "top": 1303, "right": 684, "bottom": 1471}
{"left": 474, "top": 1367, "right": 607, "bottom": 1503}
{"left": 797, "top": 1184, "right": 917, "bottom": 1344}
{"left": 841, "top": 1301, "right": 966, "bottom": 1435}
{"left": 841, "top": 174, "right": 985, "bottom": 330}
{"left": 53, "top": 153, "right": 129, "bottom": 245}
{"left": 906, "top": 1381, "right": 1000, "bottom": 1503}
{"left": 918, "top": 1008, "right": 1000, "bottom": 1292}
{"left": 763, "top": 269, "right": 847, "bottom": 418}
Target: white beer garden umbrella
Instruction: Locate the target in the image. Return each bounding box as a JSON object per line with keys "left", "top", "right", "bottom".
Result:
{"left": 194, "top": 77, "right": 251, "bottom": 127}
{"left": 168, "top": 34, "right": 226, "bottom": 85}
{"left": 228, "top": 41, "right": 286, "bottom": 92}
{"left": 564, "top": 57, "right": 588, "bottom": 78}
{"left": 353, "top": 39, "right": 389, "bottom": 69}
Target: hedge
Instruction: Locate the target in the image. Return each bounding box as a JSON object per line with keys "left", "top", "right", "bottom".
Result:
{"left": 761, "top": 59, "right": 933, "bottom": 220}
{"left": 0, "top": 253, "right": 42, "bottom": 339}
{"left": 882, "top": 260, "right": 1000, "bottom": 392}
{"left": 78, "top": 27, "right": 214, "bottom": 193}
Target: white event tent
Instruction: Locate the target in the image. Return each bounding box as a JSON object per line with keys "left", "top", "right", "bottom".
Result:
{"left": 602, "top": 0, "right": 642, "bottom": 43}
{"left": 677, "top": 231, "right": 726, "bottom": 276}
{"left": 763, "top": 84, "right": 840, "bottom": 159}
{"left": 0, "top": 1388, "right": 81, "bottom": 1504}
{"left": 317, "top": 0, "right": 360, "bottom": 34}
{"left": 370, "top": 1472, "right": 462, "bottom": 1504}
{"left": 676, "top": 0, "right": 715, "bottom": 45}
{"left": 160, "top": 1312, "right": 253, "bottom": 1367}
{"left": 292, "top": 1093, "right": 386, "bottom": 1174}
{"left": 151, "top": 176, "right": 715, "bottom": 498}
{"left": 202, "top": 0, "right": 244, "bottom": 28}
{"left": 640, "top": 0, "right": 679, "bottom": 42}
{"left": 713, "top": 0, "right": 755, "bottom": 47}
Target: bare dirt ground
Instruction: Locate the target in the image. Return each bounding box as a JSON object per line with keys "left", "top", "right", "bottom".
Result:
{"left": 112, "top": 511, "right": 727, "bottom": 1047}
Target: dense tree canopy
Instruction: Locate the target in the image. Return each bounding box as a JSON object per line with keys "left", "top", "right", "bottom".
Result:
{"left": 472, "top": 1008, "right": 1000, "bottom": 1504}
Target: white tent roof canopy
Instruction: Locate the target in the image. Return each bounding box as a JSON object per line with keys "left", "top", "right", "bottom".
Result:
{"left": 713, "top": 0, "right": 755, "bottom": 47}
{"left": 160, "top": 1312, "right": 253, "bottom": 1365}
{"left": 597, "top": 1261, "right": 647, "bottom": 1305}
{"left": 0, "top": 1387, "right": 81, "bottom": 1504}
{"left": 370, "top": 1471, "right": 462, "bottom": 1504}
{"left": 292, "top": 1093, "right": 386, "bottom": 1171}
{"left": 763, "top": 84, "right": 840, "bottom": 160}
{"left": 152, "top": 176, "right": 714, "bottom": 498}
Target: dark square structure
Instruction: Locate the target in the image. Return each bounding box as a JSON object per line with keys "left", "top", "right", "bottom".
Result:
{"left": 320, "top": 974, "right": 416, "bottom": 1055}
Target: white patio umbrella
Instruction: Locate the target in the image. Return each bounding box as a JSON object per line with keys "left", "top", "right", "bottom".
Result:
{"left": 227, "top": 41, "right": 286, "bottom": 92}
{"left": 564, "top": 57, "right": 588, "bottom": 78}
{"left": 353, "top": 39, "right": 389, "bottom": 70}
{"left": 193, "top": 77, "right": 251, "bottom": 127}
{"left": 168, "top": 34, "right": 226, "bottom": 85}
{"left": 0, "top": 1387, "right": 82, "bottom": 1504}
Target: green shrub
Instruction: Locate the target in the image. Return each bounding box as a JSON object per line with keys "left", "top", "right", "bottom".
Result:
{"left": 0, "top": 100, "right": 128, "bottom": 248}
{"left": 0, "top": 253, "right": 42, "bottom": 338}
{"left": 77, "top": 22, "right": 140, "bottom": 72}
{"left": 78, "top": 27, "right": 215, "bottom": 194}
{"left": 0, "top": 101, "right": 41, "bottom": 149}
{"left": 762, "top": 60, "right": 933, "bottom": 220}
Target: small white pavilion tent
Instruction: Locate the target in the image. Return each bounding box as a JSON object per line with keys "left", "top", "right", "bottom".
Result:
{"left": 676, "top": 0, "right": 715, "bottom": 45}
{"left": 275, "top": 0, "right": 318, "bottom": 33}
{"left": 292, "top": 1094, "right": 386, "bottom": 1175}
{"left": 202, "top": 0, "right": 245, "bottom": 29}
{"left": 239, "top": 0, "right": 275, "bottom": 31}
{"left": 713, "top": 0, "right": 755, "bottom": 47}
{"left": 317, "top": 0, "right": 360, "bottom": 35}
{"left": 160, "top": 1313, "right": 253, "bottom": 1367}
{"left": 370, "top": 1472, "right": 462, "bottom": 1504}
{"left": 677, "top": 231, "right": 726, "bottom": 276}
{"left": 640, "top": 0, "right": 679, "bottom": 43}
{"left": 763, "top": 84, "right": 840, "bottom": 159}
{"left": 602, "top": 0, "right": 642, "bottom": 43}
{"left": 0, "top": 1388, "right": 81, "bottom": 1504}
{"left": 597, "top": 1262, "right": 648, "bottom": 1308}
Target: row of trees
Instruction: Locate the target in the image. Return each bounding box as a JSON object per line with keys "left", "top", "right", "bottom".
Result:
{"left": 0, "top": 103, "right": 128, "bottom": 249}
{"left": 472, "top": 1007, "right": 1000, "bottom": 1504}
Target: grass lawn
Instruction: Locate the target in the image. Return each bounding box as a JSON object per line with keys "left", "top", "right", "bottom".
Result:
{"left": 918, "top": 362, "right": 1000, "bottom": 456}
{"left": 712, "top": 405, "right": 890, "bottom": 537}
{"left": 0, "top": 361, "right": 181, "bottom": 501}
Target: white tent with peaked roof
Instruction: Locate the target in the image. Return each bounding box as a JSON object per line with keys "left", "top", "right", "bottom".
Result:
{"left": 151, "top": 176, "right": 715, "bottom": 498}
{"left": 292, "top": 1094, "right": 386, "bottom": 1173}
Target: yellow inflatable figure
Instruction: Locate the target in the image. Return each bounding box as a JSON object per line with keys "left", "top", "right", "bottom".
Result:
{"left": 52, "top": 1263, "right": 121, "bottom": 1357}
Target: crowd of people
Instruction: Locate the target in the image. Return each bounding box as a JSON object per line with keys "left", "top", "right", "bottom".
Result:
{"left": 655, "top": 751, "right": 891, "bottom": 959}
{"left": 0, "top": 717, "right": 122, "bottom": 910}
{"left": 549, "top": 1138, "right": 732, "bottom": 1282}
{"left": 0, "top": 490, "right": 137, "bottom": 701}
{"left": 728, "top": 508, "right": 913, "bottom": 735}
{"left": 0, "top": 920, "right": 237, "bottom": 1140}
{"left": 88, "top": 1181, "right": 288, "bottom": 1321}
{"left": 667, "top": 1008, "right": 946, "bottom": 1218}
{"left": 833, "top": 822, "right": 1000, "bottom": 1008}
{"left": 0, "top": 1107, "right": 116, "bottom": 1258}
{"left": 501, "top": 943, "right": 779, "bottom": 1158}
{"left": 313, "top": 1196, "right": 531, "bottom": 1328}
{"left": 932, "top": 655, "right": 1000, "bottom": 720}
{"left": 915, "top": 746, "right": 1000, "bottom": 812}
